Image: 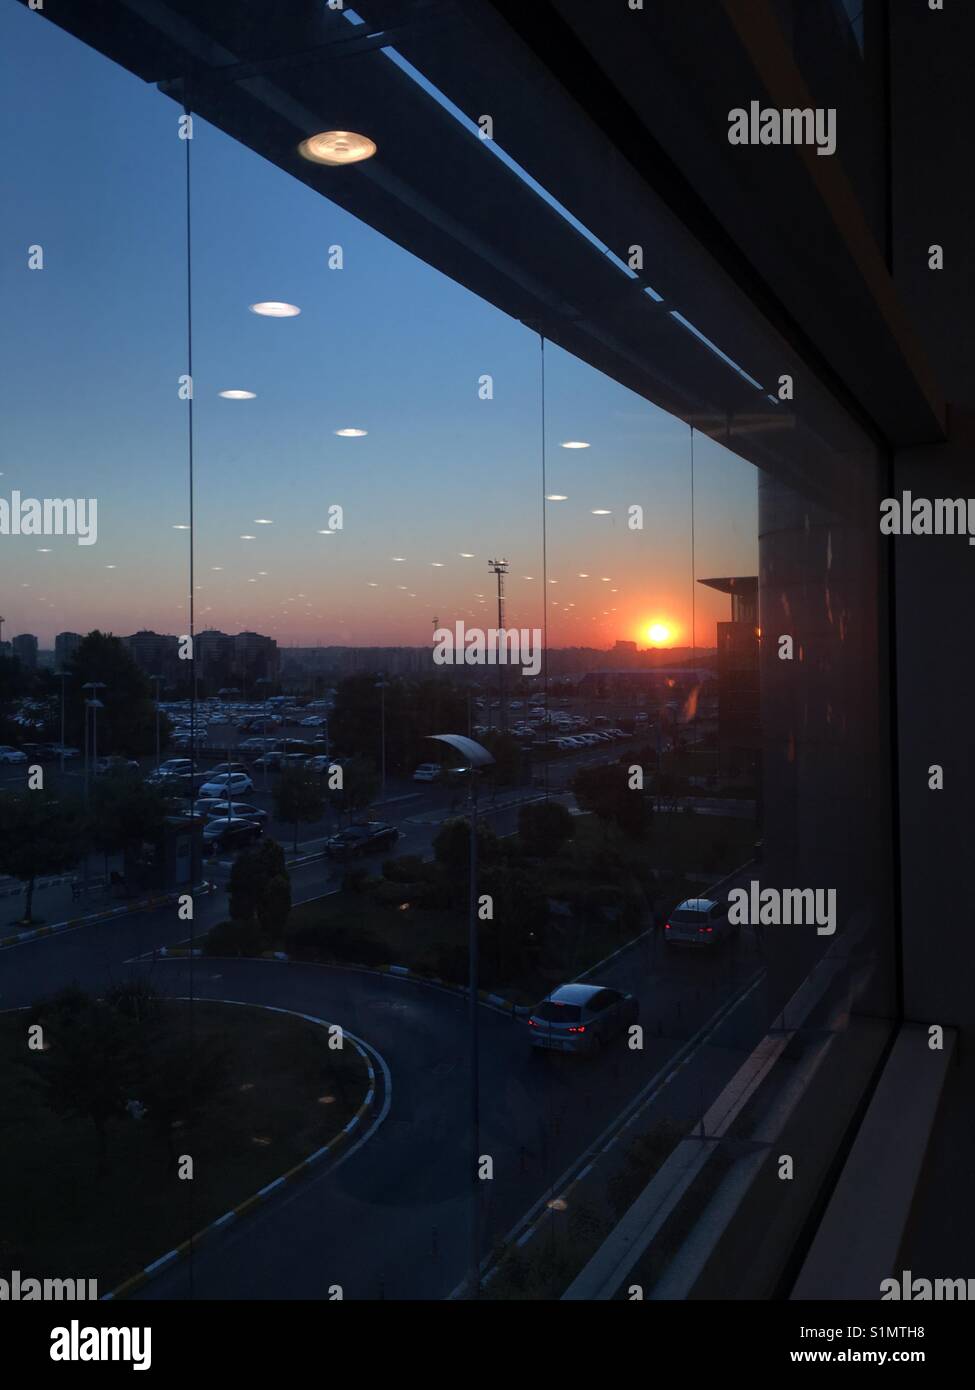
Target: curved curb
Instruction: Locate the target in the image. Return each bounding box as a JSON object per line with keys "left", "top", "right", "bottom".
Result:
{"left": 0, "top": 881, "right": 217, "bottom": 952}
{"left": 147, "top": 946, "right": 534, "bottom": 1017}
{"left": 100, "top": 1000, "right": 389, "bottom": 1302}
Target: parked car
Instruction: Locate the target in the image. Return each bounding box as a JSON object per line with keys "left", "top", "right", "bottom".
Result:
{"left": 154, "top": 758, "right": 192, "bottom": 779}
{"left": 202, "top": 817, "right": 264, "bottom": 854}
{"left": 199, "top": 771, "right": 253, "bottom": 798}
{"left": 203, "top": 801, "right": 268, "bottom": 826}
{"left": 412, "top": 763, "right": 442, "bottom": 782}
{"left": 527, "top": 983, "right": 639, "bottom": 1055}
{"left": 664, "top": 897, "right": 737, "bottom": 948}
{"left": 95, "top": 755, "right": 140, "bottom": 773}
{"left": 304, "top": 755, "right": 334, "bottom": 774}
{"left": 0, "top": 745, "right": 27, "bottom": 764}
{"left": 324, "top": 822, "right": 400, "bottom": 859}
{"left": 206, "top": 762, "right": 251, "bottom": 777}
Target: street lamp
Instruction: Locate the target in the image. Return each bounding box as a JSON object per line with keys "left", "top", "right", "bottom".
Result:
{"left": 56, "top": 670, "right": 70, "bottom": 776}
{"left": 428, "top": 732, "right": 494, "bottom": 1300}
{"left": 81, "top": 682, "right": 106, "bottom": 801}
{"left": 255, "top": 676, "right": 272, "bottom": 793}
{"left": 149, "top": 675, "right": 164, "bottom": 772}
{"left": 375, "top": 678, "right": 389, "bottom": 805}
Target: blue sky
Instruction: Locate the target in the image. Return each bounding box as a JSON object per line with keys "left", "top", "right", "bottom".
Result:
{"left": 0, "top": 0, "right": 756, "bottom": 650}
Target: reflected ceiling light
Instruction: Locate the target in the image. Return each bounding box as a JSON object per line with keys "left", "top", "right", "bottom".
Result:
{"left": 560, "top": 440, "right": 590, "bottom": 449}
{"left": 211, "top": 566, "right": 223, "bottom": 571}
{"left": 578, "top": 573, "right": 589, "bottom": 578}
{"left": 173, "top": 524, "right": 189, "bottom": 530}
{"left": 367, "top": 582, "right": 378, "bottom": 587}
{"left": 105, "top": 564, "right": 117, "bottom": 569}
{"left": 392, "top": 556, "right": 406, "bottom": 562}
{"left": 317, "top": 530, "right": 334, "bottom": 535}
{"left": 250, "top": 301, "right": 300, "bottom": 317}
{"left": 459, "top": 552, "right": 475, "bottom": 558}
{"left": 545, "top": 494, "right": 568, "bottom": 501}
{"left": 298, "top": 130, "right": 377, "bottom": 166}
{"left": 37, "top": 547, "right": 51, "bottom": 553}
{"left": 240, "top": 535, "right": 256, "bottom": 540}
{"left": 431, "top": 561, "right": 444, "bottom": 567}
{"left": 591, "top": 509, "right": 612, "bottom": 515}
{"left": 258, "top": 571, "right": 267, "bottom": 576}
{"left": 335, "top": 427, "right": 367, "bottom": 437}
{"left": 601, "top": 577, "right": 611, "bottom": 581}
{"left": 219, "top": 389, "right": 256, "bottom": 399}
{"left": 253, "top": 519, "right": 273, "bottom": 525}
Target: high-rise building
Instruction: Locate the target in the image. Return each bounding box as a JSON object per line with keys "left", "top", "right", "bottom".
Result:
{"left": 123, "top": 630, "right": 180, "bottom": 682}
{"left": 233, "top": 631, "right": 279, "bottom": 689}
{"left": 12, "top": 633, "right": 38, "bottom": 670}
{"left": 698, "top": 577, "right": 759, "bottom": 785}
{"left": 55, "top": 631, "right": 83, "bottom": 668}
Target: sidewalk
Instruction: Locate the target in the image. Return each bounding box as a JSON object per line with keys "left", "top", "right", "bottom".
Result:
{"left": 0, "top": 878, "right": 216, "bottom": 949}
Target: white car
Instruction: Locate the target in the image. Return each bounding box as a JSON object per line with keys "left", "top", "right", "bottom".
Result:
{"left": 199, "top": 771, "right": 253, "bottom": 797}
{"left": 412, "top": 763, "right": 442, "bottom": 782}
{"left": 0, "top": 745, "right": 27, "bottom": 764}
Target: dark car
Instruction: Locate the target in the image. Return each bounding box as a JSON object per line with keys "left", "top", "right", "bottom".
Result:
{"left": 324, "top": 821, "right": 400, "bottom": 859}
{"left": 527, "top": 983, "right": 639, "bottom": 1055}
{"left": 202, "top": 817, "right": 264, "bottom": 855}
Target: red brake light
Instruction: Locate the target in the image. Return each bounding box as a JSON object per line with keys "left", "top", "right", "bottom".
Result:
{"left": 567, "top": 1025, "right": 586, "bottom": 1034}
{"left": 528, "top": 1018, "right": 536, "bottom": 1027}
{"left": 664, "top": 922, "right": 671, "bottom": 931}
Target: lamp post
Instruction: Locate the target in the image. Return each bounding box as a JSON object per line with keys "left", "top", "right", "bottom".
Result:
{"left": 375, "top": 678, "right": 389, "bottom": 805}
{"left": 255, "top": 676, "right": 272, "bottom": 793}
{"left": 81, "top": 682, "right": 106, "bottom": 801}
{"left": 56, "top": 670, "right": 69, "bottom": 776}
{"left": 428, "top": 732, "right": 494, "bottom": 1300}
{"left": 150, "top": 675, "right": 164, "bottom": 772}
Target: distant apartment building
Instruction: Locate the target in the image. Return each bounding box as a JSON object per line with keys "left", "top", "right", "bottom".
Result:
{"left": 123, "top": 629, "right": 181, "bottom": 684}
{"left": 232, "top": 631, "right": 280, "bottom": 690}
{"left": 197, "top": 629, "right": 235, "bottom": 692}
{"left": 12, "top": 633, "right": 38, "bottom": 669}
{"left": 698, "top": 576, "right": 760, "bottom": 785}
{"left": 55, "top": 631, "right": 83, "bottom": 667}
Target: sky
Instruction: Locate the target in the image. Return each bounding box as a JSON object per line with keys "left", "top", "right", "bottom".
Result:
{"left": 0, "top": 0, "right": 757, "bottom": 652}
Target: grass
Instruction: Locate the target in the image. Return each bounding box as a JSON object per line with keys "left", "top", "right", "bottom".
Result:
{"left": 0, "top": 1000, "right": 369, "bottom": 1292}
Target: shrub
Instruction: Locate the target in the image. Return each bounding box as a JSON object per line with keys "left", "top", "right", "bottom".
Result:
{"left": 381, "top": 854, "right": 428, "bottom": 883}
{"left": 204, "top": 918, "right": 264, "bottom": 957}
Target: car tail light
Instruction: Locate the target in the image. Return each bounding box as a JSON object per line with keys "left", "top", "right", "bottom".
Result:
{"left": 528, "top": 1018, "right": 536, "bottom": 1027}
{"left": 567, "top": 1025, "right": 586, "bottom": 1034}
{"left": 665, "top": 922, "right": 671, "bottom": 931}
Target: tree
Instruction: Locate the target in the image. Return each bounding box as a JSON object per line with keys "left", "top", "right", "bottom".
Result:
{"left": 273, "top": 767, "right": 326, "bottom": 851}
{"left": 0, "top": 790, "right": 86, "bottom": 922}
{"left": 480, "top": 731, "right": 521, "bottom": 787}
{"left": 39, "top": 998, "right": 134, "bottom": 1178}
{"left": 325, "top": 755, "right": 379, "bottom": 823}
{"left": 480, "top": 863, "right": 547, "bottom": 981}
{"left": 571, "top": 763, "right": 652, "bottom": 840}
{"left": 518, "top": 800, "right": 574, "bottom": 858}
{"left": 432, "top": 817, "right": 500, "bottom": 875}
{"left": 65, "top": 631, "right": 167, "bottom": 756}
{"left": 88, "top": 770, "right": 179, "bottom": 875}
{"left": 226, "top": 839, "right": 290, "bottom": 948}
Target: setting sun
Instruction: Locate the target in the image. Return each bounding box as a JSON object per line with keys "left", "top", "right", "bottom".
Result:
{"left": 646, "top": 622, "right": 672, "bottom": 645}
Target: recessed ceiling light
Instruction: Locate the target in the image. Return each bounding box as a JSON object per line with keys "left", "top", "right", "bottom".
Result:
{"left": 219, "top": 390, "right": 256, "bottom": 399}
{"left": 431, "top": 561, "right": 444, "bottom": 567}
{"left": 240, "top": 535, "right": 256, "bottom": 540}
{"left": 459, "top": 552, "right": 474, "bottom": 558}
{"left": 258, "top": 571, "right": 267, "bottom": 576}
{"left": 392, "top": 556, "right": 406, "bottom": 562}
{"left": 37, "top": 547, "right": 51, "bottom": 553}
{"left": 105, "top": 564, "right": 117, "bottom": 569}
{"left": 173, "top": 524, "right": 189, "bottom": 530}
{"left": 317, "top": 530, "right": 334, "bottom": 535}
{"left": 250, "top": 302, "right": 300, "bottom": 317}
{"left": 578, "top": 573, "right": 589, "bottom": 578}
{"left": 591, "top": 509, "right": 612, "bottom": 515}
{"left": 545, "top": 494, "right": 568, "bottom": 501}
{"left": 560, "top": 440, "right": 590, "bottom": 449}
{"left": 211, "top": 566, "right": 223, "bottom": 571}
{"left": 334, "top": 427, "right": 367, "bottom": 437}
{"left": 298, "top": 130, "right": 377, "bottom": 166}
{"left": 253, "top": 519, "right": 273, "bottom": 525}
